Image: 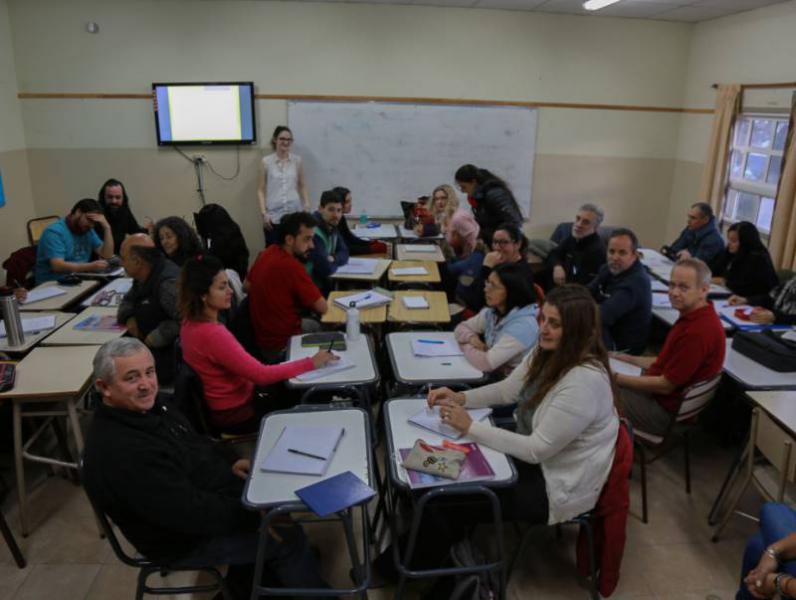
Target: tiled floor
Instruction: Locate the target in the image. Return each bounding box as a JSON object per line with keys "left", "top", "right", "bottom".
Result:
{"left": 0, "top": 431, "right": 761, "bottom": 600}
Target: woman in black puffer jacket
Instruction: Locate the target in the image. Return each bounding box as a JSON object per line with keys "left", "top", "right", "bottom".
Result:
{"left": 455, "top": 164, "right": 523, "bottom": 245}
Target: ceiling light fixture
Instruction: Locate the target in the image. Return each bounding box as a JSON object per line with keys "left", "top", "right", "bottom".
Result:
{"left": 583, "top": 0, "right": 622, "bottom": 10}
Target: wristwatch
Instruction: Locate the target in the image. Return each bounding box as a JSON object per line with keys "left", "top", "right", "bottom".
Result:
{"left": 775, "top": 572, "right": 790, "bottom": 597}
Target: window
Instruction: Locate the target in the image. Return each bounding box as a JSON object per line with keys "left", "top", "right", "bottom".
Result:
{"left": 722, "top": 114, "right": 789, "bottom": 235}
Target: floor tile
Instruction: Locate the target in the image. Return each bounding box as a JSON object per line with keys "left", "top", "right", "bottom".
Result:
{"left": 11, "top": 563, "right": 100, "bottom": 600}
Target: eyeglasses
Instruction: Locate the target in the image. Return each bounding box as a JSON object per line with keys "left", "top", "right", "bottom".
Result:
{"left": 277, "top": 137, "right": 294, "bottom": 143}
{"left": 492, "top": 239, "right": 514, "bottom": 246}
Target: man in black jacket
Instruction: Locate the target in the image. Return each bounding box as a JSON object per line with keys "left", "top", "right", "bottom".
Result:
{"left": 547, "top": 203, "right": 606, "bottom": 288}
{"left": 96, "top": 178, "right": 150, "bottom": 254}
{"left": 117, "top": 234, "right": 180, "bottom": 384}
{"left": 83, "top": 338, "right": 327, "bottom": 599}
{"left": 588, "top": 228, "right": 652, "bottom": 355}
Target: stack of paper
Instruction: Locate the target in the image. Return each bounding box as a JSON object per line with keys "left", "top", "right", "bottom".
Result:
{"left": 21, "top": 286, "right": 67, "bottom": 305}
{"left": 335, "top": 258, "right": 378, "bottom": 275}
{"left": 333, "top": 291, "right": 392, "bottom": 309}
{"left": 0, "top": 315, "right": 57, "bottom": 338}
{"left": 402, "top": 296, "right": 429, "bottom": 310}
{"left": 651, "top": 294, "right": 673, "bottom": 309}
{"left": 409, "top": 406, "right": 492, "bottom": 440}
{"left": 404, "top": 244, "right": 437, "bottom": 253}
{"left": 609, "top": 357, "right": 642, "bottom": 377}
{"left": 411, "top": 338, "right": 463, "bottom": 357}
{"left": 295, "top": 356, "right": 356, "bottom": 382}
{"left": 260, "top": 425, "right": 346, "bottom": 476}
{"left": 391, "top": 266, "right": 428, "bottom": 276}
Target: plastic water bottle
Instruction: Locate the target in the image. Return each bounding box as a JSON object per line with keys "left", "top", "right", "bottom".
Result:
{"left": 0, "top": 288, "right": 24, "bottom": 346}
{"left": 359, "top": 211, "right": 369, "bottom": 226}
{"left": 346, "top": 301, "right": 360, "bottom": 341}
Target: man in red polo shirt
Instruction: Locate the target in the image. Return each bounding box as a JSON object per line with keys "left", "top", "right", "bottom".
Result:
{"left": 247, "top": 212, "right": 328, "bottom": 357}
{"left": 612, "top": 257, "right": 725, "bottom": 436}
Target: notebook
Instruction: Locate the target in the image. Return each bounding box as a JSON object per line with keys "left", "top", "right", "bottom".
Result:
{"left": 333, "top": 291, "right": 392, "bottom": 309}
{"left": 294, "top": 356, "right": 356, "bottom": 382}
{"left": 408, "top": 406, "right": 492, "bottom": 440}
{"left": 0, "top": 315, "right": 57, "bottom": 338}
{"left": 411, "top": 338, "right": 463, "bottom": 357}
{"left": 609, "top": 357, "right": 642, "bottom": 377}
{"left": 402, "top": 296, "right": 429, "bottom": 310}
{"left": 391, "top": 267, "right": 428, "bottom": 276}
{"left": 21, "top": 286, "right": 67, "bottom": 305}
{"left": 300, "top": 332, "right": 346, "bottom": 351}
{"left": 73, "top": 315, "right": 126, "bottom": 332}
{"left": 295, "top": 471, "right": 376, "bottom": 517}
{"left": 260, "top": 425, "right": 346, "bottom": 476}
{"left": 404, "top": 244, "right": 436, "bottom": 253}
{"left": 335, "top": 258, "right": 378, "bottom": 275}
{"left": 399, "top": 443, "right": 495, "bottom": 488}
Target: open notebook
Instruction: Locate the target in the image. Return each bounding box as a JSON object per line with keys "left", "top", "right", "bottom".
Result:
{"left": 260, "top": 425, "right": 346, "bottom": 476}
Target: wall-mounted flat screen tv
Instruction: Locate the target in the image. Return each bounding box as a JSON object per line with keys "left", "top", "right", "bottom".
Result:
{"left": 153, "top": 82, "right": 256, "bottom": 145}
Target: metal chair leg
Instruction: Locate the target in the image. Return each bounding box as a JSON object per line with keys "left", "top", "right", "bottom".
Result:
{"left": 683, "top": 431, "right": 692, "bottom": 495}
{"left": 0, "top": 511, "right": 26, "bottom": 568}
{"left": 637, "top": 444, "right": 648, "bottom": 524}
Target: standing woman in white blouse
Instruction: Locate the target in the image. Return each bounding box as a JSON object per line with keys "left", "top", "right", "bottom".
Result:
{"left": 257, "top": 125, "right": 311, "bottom": 246}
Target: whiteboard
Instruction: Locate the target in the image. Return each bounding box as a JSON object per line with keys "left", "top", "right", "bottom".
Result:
{"left": 288, "top": 101, "right": 537, "bottom": 218}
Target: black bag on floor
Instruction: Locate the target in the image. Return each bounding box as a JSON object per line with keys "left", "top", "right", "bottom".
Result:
{"left": 732, "top": 330, "right": 796, "bottom": 372}
{"left": 449, "top": 538, "right": 498, "bottom": 600}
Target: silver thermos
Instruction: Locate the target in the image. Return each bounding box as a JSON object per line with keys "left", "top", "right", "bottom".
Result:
{"left": 0, "top": 288, "right": 24, "bottom": 346}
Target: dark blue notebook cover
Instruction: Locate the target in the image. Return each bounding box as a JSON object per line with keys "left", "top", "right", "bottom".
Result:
{"left": 295, "top": 471, "right": 376, "bottom": 517}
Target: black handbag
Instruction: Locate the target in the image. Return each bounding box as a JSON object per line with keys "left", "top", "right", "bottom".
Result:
{"left": 732, "top": 330, "right": 796, "bottom": 372}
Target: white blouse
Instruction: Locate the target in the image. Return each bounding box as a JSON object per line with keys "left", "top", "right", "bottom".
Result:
{"left": 262, "top": 152, "right": 303, "bottom": 223}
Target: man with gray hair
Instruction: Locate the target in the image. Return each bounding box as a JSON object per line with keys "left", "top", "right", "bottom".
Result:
{"left": 664, "top": 202, "right": 724, "bottom": 270}
{"left": 547, "top": 203, "right": 606, "bottom": 287}
{"left": 612, "top": 258, "right": 725, "bottom": 436}
{"left": 82, "top": 338, "right": 328, "bottom": 598}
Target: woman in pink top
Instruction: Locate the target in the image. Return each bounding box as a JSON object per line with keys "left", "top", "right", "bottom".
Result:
{"left": 179, "top": 255, "right": 337, "bottom": 433}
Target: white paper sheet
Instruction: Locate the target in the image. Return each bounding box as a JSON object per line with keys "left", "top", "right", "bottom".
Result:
{"left": 403, "top": 245, "right": 437, "bottom": 253}
{"left": 335, "top": 258, "right": 378, "bottom": 275}
{"left": 0, "top": 315, "right": 57, "bottom": 338}
{"left": 609, "top": 357, "right": 642, "bottom": 377}
{"left": 408, "top": 406, "right": 492, "bottom": 440}
{"left": 402, "top": 296, "right": 429, "bottom": 309}
{"left": 411, "top": 338, "right": 464, "bottom": 357}
{"left": 21, "top": 286, "right": 67, "bottom": 304}
{"left": 294, "top": 357, "right": 357, "bottom": 382}
{"left": 333, "top": 291, "right": 392, "bottom": 309}
{"left": 391, "top": 267, "right": 428, "bottom": 276}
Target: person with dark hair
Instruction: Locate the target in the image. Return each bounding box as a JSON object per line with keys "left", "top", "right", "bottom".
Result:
{"left": 179, "top": 254, "right": 336, "bottom": 433}
{"left": 454, "top": 262, "right": 539, "bottom": 375}
{"left": 454, "top": 164, "right": 523, "bottom": 245}
{"left": 153, "top": 216, "right": 204, "bottom": 267}
{"left": 664, "top": 202, "right": 724, "bottom": 269}
{"left": 459, "top": 223, "right": 535, "bottom": 313}
{"left": 257, "top": 125, "right": 310, "bottom": 246}
{"left": 117, "top": 234, "right": 180, "bottom": 384}
{"left": 34, "top": 198, "right": 115, "bottom": 283}
{"left": 728, "top": 276, "right": 796, "bottom": 326}
{"left": 431, "top": 284, "right": 619, "bottom": 525}
{"left": 588, "top": 228, "right": 652, "bottom": 355}
{"left": 614, "top": 258, "right": 725, "bottom": 436}
{"left": 96, "top": 178, "right": 151, "bottom": 254}
{"left": 547, "top": 203, "right": 606, "bottom": 288}
{"left": 713, "top": 220, "right": 778, "bottom": 298}
{"left": 83, "top": 338, "right": 331, "bottom": 599}
{"left": 334, "top": 186, "right": 388, "bottom": 256}
{"left": 308, "top": 190, "right": 350, "bottom": 294}
{"left": 246, "top": 212, "right": 329, "bottom": 357}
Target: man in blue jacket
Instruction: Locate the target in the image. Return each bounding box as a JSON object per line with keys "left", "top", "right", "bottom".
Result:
{"left": 588, "top": 228, "right": 652, "bottom": 355}
{"left": 309, "top": 189, "right": 350, "bottom": 294}
{"left": 665, "top": 202, "right": 724, "bottom": 270}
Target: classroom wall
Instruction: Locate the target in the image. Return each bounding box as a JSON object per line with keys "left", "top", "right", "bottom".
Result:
{"left": 4, "top": 0, "right": 697, "bottom": 259}
{"left": 665, "top": 0, "right": 796, "bottom": 241}
{"left": 0, "top": 0, "right": 35, "bottom": 265}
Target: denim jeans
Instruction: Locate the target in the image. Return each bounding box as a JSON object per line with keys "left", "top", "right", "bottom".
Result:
{"left": 737, "top": 502, "right": 796, "bottom": 600}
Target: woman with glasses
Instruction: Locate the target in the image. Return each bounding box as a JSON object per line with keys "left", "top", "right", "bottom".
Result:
{"left": 414, "top": 184, "right": 460, "bottom": 238}
{"left": 454, "top": 164, "right": 523, "bottom": 245}
{"left": 257, "top": 125, "right": 310, "bottom": 246}
{"left": 454, "top": 262, "right": 539, "bottom": 376}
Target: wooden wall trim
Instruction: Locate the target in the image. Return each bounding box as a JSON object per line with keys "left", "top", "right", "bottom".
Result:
{"left": 17, "top": 91, "right": 714, "bottom": 115}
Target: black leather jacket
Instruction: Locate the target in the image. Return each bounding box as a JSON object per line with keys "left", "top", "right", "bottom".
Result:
{"left": 471, "top": 180, "right": 523, "bottom": 245}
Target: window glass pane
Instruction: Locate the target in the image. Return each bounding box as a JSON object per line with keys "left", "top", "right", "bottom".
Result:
{"left": 735, "top": 119, "right": 751, "bottom": 146}
{"left": 750, "top": 119, "right": 774, "bottom": 149}
{"left": 724, "top": 189, "right": 737, "bottom": 219}
{"left": 767, "top": 155, "right": 782, "bottom": 185}
{"left": 757, "top": 197, "right": 775, "bottom": 231}
{"left": 736, "top": 192, "right": 759, "bottom": 222}
{"left": 730, "top": 151, "right": 745, "bottom": 178}
{"left": 774, "top": 121, "right": 789, "bottom": 151}
{"left": 744, "top": 153, "right": 768, "bottom": 182}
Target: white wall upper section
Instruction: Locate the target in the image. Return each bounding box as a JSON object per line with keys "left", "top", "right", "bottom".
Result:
{"left": 8, "top": 0, "right": 695, "bottom": 156}
{"left": 0, "top": 0, "right": 25, "bottom": 151}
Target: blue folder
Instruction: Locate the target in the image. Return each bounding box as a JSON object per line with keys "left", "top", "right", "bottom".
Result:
{"left": 295, "top": 471, "right": 376, "bottom": 517}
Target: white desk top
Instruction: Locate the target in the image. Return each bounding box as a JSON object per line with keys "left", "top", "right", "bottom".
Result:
{"left": 399, "top": 227, "right": 443, "bottom": 240}
{"left": 0, "top": 312, "right": 75, "bottom": 354}
{"left": 351, "top": 224, "right": 398, "bottom": 240}
{"left": 20, "top": 280, "right": 100, "bottom": 312}
{"left": 384, "top": 397, "right": 516, "bottom": 489}
{"left": 330, "top": 259, "right": 392, "bottom": 282}
{"left": 386, "top": 331, "right": 484, "bottom": 386}
{"left": 0, "top": 344, "right": 100, "bottom": 401}
{"left": 286, "top": 333, "right": 378, "bottom": 388}
{"left": 747, "top": 391, "right": 796, "bottom": 435}
{"left": 41, "top": 306, "right": 127, "bottom": 346}
{"left": 638, "top": 248, "right": 673, "bottom": 270}
{"left": 723, "top": 339, "right": 796, "bottom": 390}
{"left": 652, "top": 307, "right": 732, "bottom": 331}
{"left": 80, "top": 277, "right": 133, "bottom": 308}
{"left": 395, "top": 244, "right": 445, "bottom": 262}
{"left": 244, "top": 407, "right": 372, "bottom": 508}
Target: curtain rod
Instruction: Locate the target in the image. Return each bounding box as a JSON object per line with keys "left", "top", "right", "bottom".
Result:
{"left": 712, "top": 82, "right": 796, "bottom": 90}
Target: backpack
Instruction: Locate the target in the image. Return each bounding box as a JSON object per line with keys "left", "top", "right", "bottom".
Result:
{"left": 449, "top": 538, "right": 498, "bottom": 600}
{"left": 193, "top": 204, "right": 250, "bottom": 279}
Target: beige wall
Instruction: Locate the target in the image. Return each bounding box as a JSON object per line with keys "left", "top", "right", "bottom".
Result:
{"left": 0, "top": 0, "right": 35, "bottom": 264}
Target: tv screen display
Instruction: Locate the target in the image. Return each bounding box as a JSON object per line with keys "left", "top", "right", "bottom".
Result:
{"left": 153, "top": 82, "right": 256, "bottom": 145}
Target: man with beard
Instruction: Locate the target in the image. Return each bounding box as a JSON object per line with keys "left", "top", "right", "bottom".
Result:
{"left": 96, "top": 178, "right": 150, "bottom": 254}
{"left": 547, "top": 203, "right": 606, "bottom": 287}
{"left": 247, "top": 211, "right": 329, "bottom": 358}
{"left": 34, "top": 198, "right": 115, "bottom": 283}
{"left": 587, "top": 228, "right": 652, "bottom": 355}
{"left": 308, "top": 189, "right": 350, "bottom": 295}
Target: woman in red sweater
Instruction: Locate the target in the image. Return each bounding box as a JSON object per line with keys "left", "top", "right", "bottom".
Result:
{"left": 179, "top": 254, "right": 337, "bottom": 433}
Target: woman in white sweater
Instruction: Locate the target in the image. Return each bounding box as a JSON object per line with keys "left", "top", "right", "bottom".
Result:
{"left": 430, "top": 284, "right": 619, "bottom": 524}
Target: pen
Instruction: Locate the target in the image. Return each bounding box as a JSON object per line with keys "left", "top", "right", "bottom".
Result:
{"left": 441, "top": 362, "right": 452, "bottom": 366}
{"left": 417, "top": 339, "right": 444, "bottom": 344}
{"left": 287, "top": 448, "right": 326, "bottom": 461}
{"left": 328, "top": 339, "right": 334, "bottom": 352}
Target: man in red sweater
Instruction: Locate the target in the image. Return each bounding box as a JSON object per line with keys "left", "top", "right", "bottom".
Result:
{"left": 612, "top": 257, "right": 726, "bottom": 436}
{"left": 247, "top": 212, "right": 329, "bottom": 358}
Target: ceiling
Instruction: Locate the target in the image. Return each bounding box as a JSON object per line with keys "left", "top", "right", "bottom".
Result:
{"left": 280, "top": 0, "right": 791, "bottom": 22}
